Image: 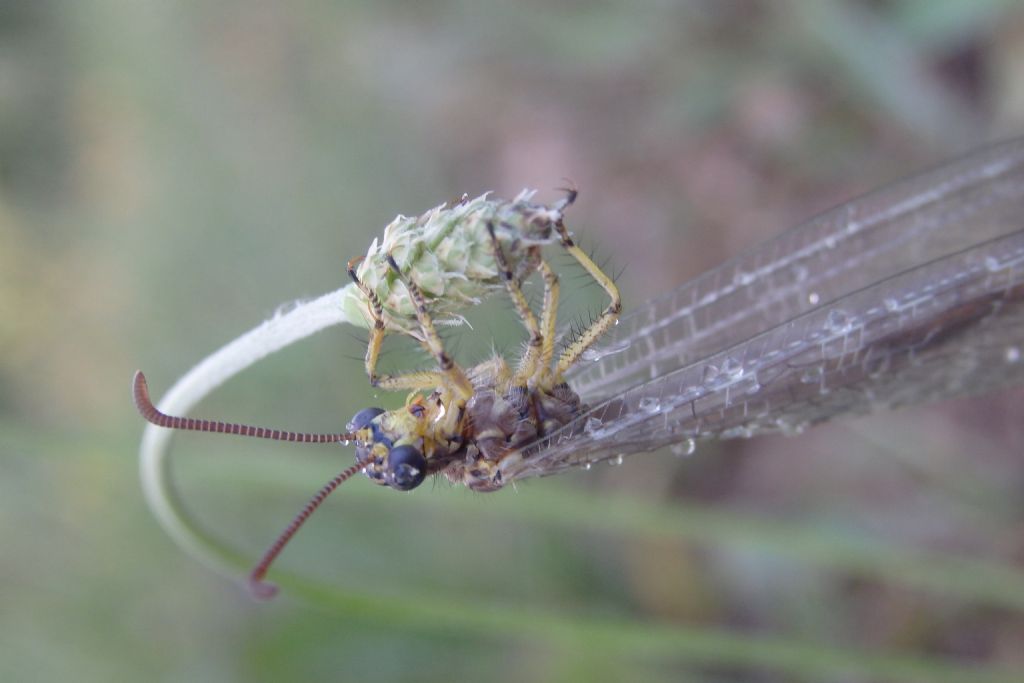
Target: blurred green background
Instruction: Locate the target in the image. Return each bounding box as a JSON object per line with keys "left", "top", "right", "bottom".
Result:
{"left": 3, "top": 1, "right": 1024, "bottom": 681}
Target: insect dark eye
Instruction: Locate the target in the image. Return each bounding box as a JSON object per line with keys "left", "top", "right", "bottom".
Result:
{"left": 386, "top": 445, "right": 426, "bottom": 491}
{"left": 347, "top": 407, "right": 385, "bottom": 431}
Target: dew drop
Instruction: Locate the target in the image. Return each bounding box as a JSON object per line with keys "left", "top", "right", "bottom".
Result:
{"left": 583, "top": 462, "right": 593, "bottom": 471}
{"left": 721, "top": 356, "right": 744, "bottom": 379}
{"left": 721, "top": 425, "right": 754, "bottom": 439}
{"left": 638, "top": 397, "right": 661, "bottom": 413}
{"left": 1006, "top": 346, "right": 1021, "bottom": 364}
{"left": 699, "top": 291, "right": 719, "bottom": 305}
{"left": 671, "top": 438, "right": 697, "bottom": 457}
{"left": 701, "top": 364, "right": 721, "bottom": 384}
{"left": 609, "top": 454, "right": 624, "bottom": 466}
{"left": 778, "top": 420, "right": 808, "bottom": 436}
{"left": 746, "top": 381, "right": 762, "bottom": 395}
{"left": 825, "top": 309, "right": 851, "bottom": 334}
{"left": 734, "top": 271, "right": 755, "bottom": 286}
{"left": 883, "top": 297, "right": 900, "bottom": 312}
{"left": 800, "top": 366, "right": 824, "bottom": 384}
{"left": 584, "top": 417, "right": 604, "bottom": 434}
{"left": 985, "top": 255, "right": 1002, "bottom": 273}
{"left": 807, "top": 291, "right": 820, "bottom": 305}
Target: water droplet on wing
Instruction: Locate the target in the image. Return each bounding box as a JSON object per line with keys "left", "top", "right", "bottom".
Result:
{"left": 671, "top": 438, "right": 696, "bottom": 457}
{"left": 721, "top": 356, "right": 744, "bottom": 379}
{"left": 825, "top": 309, "right": 851, "bottom": 334}
{"left": 638, "top": 397, "right": 661, "bottom": 413}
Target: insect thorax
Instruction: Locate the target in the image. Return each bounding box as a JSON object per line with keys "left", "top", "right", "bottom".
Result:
{"left": 356, "top": 357, "right": 585, "bottom": 492}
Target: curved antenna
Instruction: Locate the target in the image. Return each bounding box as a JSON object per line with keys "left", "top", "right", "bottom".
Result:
{"left": 133, "top": 371, "right": 360, "bottom": 444}
{"left": 247, "top": 459, "right": 367, "bottom": 599}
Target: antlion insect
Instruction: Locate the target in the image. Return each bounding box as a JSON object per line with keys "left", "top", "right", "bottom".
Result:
{"left": 134, "top": 188, "right": 621, "bottom": 598}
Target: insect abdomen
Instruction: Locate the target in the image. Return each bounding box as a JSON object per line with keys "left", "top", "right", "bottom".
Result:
{"left": 460, "top": 382, "right": 585, "bottom": 491}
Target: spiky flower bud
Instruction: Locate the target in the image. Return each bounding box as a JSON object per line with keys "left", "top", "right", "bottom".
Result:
{"left": 340, "top": 190, "right": 570, "bottom": 330}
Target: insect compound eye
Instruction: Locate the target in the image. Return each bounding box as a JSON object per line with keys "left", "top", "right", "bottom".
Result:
{"left": 347, "top": 406, "right": 385, "bottom": 431}
{"left": 386, "top": 444, "right": 427, "bottom": 491}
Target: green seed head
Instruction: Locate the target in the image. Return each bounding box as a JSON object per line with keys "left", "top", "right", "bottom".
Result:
{"left": 341, "top": 190, "right": 570, "bottom": 331}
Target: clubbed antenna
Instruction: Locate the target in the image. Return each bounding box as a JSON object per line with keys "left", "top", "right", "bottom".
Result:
{"left": 247, "top": 460, "right": 366, "bottom": 599}
{"left": 133, "top": 371, "right": 359, "bottom": 444}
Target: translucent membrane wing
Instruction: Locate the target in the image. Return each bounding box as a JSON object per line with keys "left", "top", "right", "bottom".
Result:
{"left": 503, "top": 139, "right": 1024, "bottom": 481}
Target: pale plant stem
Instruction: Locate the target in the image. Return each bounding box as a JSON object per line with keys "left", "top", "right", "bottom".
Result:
{"left": 138, "top": 284, "right": 363, "bottom": 582}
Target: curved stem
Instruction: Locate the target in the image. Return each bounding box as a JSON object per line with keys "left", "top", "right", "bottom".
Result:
{"left": 138, "top": 283, "right": 364, "bottom": 585}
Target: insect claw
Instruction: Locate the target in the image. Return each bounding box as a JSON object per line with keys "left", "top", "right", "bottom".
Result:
{"left": 346, "top": 256, "right": 365, "bottom": 282}
{"left": 555, "top": 179, "right": 578, "bottom": 208}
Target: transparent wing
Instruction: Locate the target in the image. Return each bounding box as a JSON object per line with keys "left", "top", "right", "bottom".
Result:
{"left": 502, "top": 138, "right": 1024, "bottom": 482}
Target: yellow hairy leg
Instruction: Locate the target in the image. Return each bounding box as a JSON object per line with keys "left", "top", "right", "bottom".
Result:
{"left": 553, "top": 222, "right": 621, "bottom": 381}
{"left": 384, "top": 255, "right": 473, "bottom": 433}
